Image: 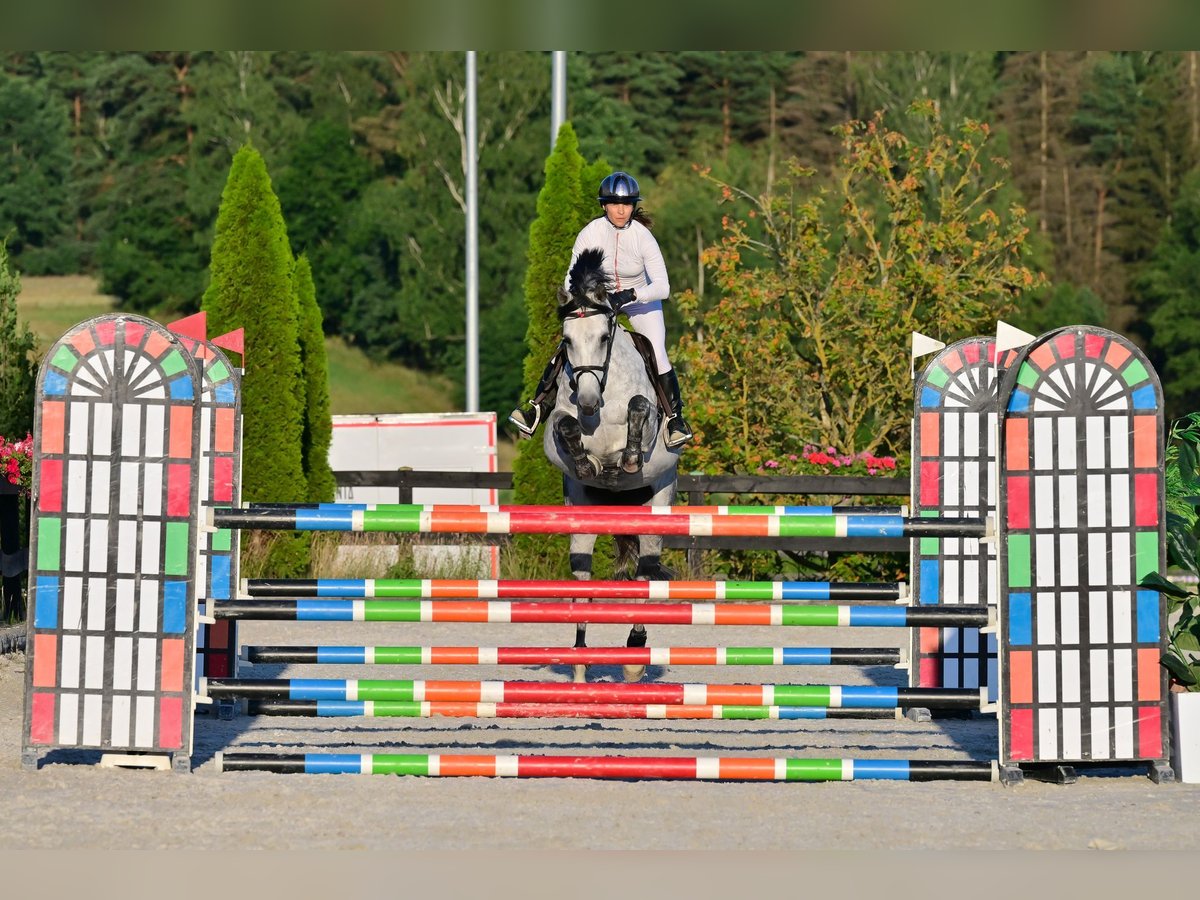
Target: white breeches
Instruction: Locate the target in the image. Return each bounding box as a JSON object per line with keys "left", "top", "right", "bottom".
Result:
{"left": 623, "top": 301, "right": 671, "bottom": 374}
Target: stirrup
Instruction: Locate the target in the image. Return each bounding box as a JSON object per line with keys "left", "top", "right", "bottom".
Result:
{"left": 507, "top": 403, "right": 542, "bottom": 437}
{"left": 664, "top": 415, "right": 693, "bottom": 449}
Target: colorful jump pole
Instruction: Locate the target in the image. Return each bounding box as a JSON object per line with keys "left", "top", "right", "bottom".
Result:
{"left": 243, "top": 577, "right": 906, "bottom": 602}
{"left": 240, "top": 645, "right": 904, "bottom": 667}
{"left": 215, "top": 751, "right": 998, "bottom": 781}
{"left": 209, "top": 505, "right": 986, "bottom": 539}
{"left": 246, "top": 502, "right": 907, "bottom": 516}
{"left": 203, "top": 677, "right": 984, "bottom": 710}
{"left": 213, "top": 599, "right": 992, "bottom": 628}
{"left": 245, "top": 699, "right": 899, "bottom": 720}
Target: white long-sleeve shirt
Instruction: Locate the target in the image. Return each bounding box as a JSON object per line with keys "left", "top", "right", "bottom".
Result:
{"left": 563, "top": 216, "right": 670, "bottom": 304}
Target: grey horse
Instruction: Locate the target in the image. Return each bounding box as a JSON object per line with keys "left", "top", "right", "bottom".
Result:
{"left": 543, "top": 248, "right": 680, "bottom": 682}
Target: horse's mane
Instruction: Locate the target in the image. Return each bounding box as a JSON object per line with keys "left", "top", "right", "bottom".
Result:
{"left": 568, "top": 248, "right": 611, "bottom": 299}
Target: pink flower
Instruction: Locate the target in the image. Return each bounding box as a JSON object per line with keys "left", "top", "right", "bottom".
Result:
{"left": 764, "top": 459, "right": 780, "bottom": 468}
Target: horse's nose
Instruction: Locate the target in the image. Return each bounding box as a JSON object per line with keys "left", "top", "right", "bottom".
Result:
{"left": 579, "top": 400, "right": 600, "bottom": 417}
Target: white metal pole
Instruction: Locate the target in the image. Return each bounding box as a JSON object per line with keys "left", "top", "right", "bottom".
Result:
{"left": 465, "top": 51, "right": 479, "bottom": 412}
{"left": 551, "top": 50, "right": 567, "bottom": 148}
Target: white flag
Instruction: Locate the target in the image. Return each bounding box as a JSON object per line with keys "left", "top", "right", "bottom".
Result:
{"left": 911, "top": 332, "right": 946, "bottom": 379}
{"left": 995, "top": 321, "right": 1038, "bottom": 356}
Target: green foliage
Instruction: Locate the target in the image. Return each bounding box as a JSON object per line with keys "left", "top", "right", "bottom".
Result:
{"left": 676, "top": 102, "right": 1043, "bottom": 471}
{"left": 1141, "top": 412, "right": 1200, "bottom": 690}
{"left": 1012, "top": 282, "right": 1107, "bottom": 337}
{"left": 294, "top": 255, "right": 336, "bottom": 503}
{"left": 1142, "top": 169, "right": 1200, "bottom": 419}
{"left": 276, "top": 118, "right": 372, "bottom": 336}
{"left": 0, "top": 70, "right": 76, "bottom": 274}
{"left": 512, "top": 122, "right": 589, "bottom": 508}
{"left": 510, "top": 123, "right": 598, "bottom": 573}
{"left": 201, "top": 144, "right": 307, "bottom": 508}
{"left": 0, "top": 241, "right": 36, "bottom": 437}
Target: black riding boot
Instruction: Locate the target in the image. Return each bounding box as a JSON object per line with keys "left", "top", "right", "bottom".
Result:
{"left": 508, "top": 348, "right": 563, "bottom": 437}
{"left": 657, "top": 368, "right": 694, "bottom": 448}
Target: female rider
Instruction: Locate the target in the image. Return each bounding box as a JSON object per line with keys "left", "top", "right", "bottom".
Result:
{"left": 508, "top": 171, "right": 693, "bottom": 449}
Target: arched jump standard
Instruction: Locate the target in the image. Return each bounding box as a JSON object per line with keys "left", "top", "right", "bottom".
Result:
{"left": 21, "top": 315, "right": 202, "bottom": 772}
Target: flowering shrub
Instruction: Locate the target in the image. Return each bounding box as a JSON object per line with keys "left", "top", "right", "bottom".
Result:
{"left": 0, "top": 432, "right": 33, "bottom": 495}
{"left": 758, "top": 446, "right": 900, "bottom": 477}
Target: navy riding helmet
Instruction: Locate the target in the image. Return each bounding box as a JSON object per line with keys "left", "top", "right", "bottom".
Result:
{"left": 598, "top": 171, "right": 640, "bottom": 206}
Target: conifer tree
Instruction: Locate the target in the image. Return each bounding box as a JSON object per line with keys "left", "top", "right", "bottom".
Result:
{"left": 294, "top": 254, "right": 336, "bottom": 503}
{"left": 0, "top": 240, "right": 36, "bottom": 438}
{"left": 511, "top": 123, "right": 593, "bottom": 511}
{"left": 201, "top": 144, "right": 307, "bottom": 506}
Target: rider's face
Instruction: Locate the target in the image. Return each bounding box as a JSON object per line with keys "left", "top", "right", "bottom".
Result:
{"left": 604, "top": 201, "right": 634, "bottom": 228}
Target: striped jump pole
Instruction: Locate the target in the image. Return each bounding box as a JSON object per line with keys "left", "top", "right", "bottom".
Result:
{"left": 240, "top": 645, "right": 904, "bottom": 667}
{"left": 210, "top": 504, "right": 986, "bottom": 539}
{"left": 213, "top": 599, "right": 992, "bottom": 629}
{"left": 247, "top": 502, "right": 907, "bottom": 516}
{"left": 243, "top": 578, "right": 906, "bottom": 602}
{"left": 203, "top": 677, "right": 985, "bottom": 710}
{"left": 215, "top": 751, "right": 997, "bottom": 781}
{"left": 245, "top": 699, "right": 899, "bottom": 720}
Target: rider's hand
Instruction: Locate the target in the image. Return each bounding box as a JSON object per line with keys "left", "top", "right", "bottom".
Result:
{"left": 608, "top": 288, "right": 636, "bottom": 309}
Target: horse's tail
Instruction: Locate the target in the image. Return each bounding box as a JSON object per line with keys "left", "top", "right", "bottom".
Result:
{"left": 569, "top": 247, "right": 610, "bottom": 298}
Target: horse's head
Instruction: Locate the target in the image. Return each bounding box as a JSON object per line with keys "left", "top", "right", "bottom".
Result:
{"left": 558, "top": 248, "right": 616, "bottom": 417}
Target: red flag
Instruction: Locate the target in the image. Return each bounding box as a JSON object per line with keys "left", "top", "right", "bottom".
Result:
{"left": 212, "top": 328, "right": 245, "bottom": 357}
{"left": 167, "top": 311, "right": 207, "bottom": 341}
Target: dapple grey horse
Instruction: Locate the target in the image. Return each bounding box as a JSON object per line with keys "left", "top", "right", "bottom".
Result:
{"left": 543, "top": 248, "right": 680, "bottom": 682}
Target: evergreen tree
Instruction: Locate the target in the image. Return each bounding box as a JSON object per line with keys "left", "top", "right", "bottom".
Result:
{"left": 1142, "top": 169, "right": 1200, "bottom": 418}
{"left": 293, "top": 254, "right": 336, "bottom": 503}
{"left": 276, "top": 118, "right": 372, "bottom": 335}
{"left": 201, "top": 144, "right": 307, "bottom": 506}
{"left": 0, "top": 70, "right": 75, "bottom": 274}
{"left": 778, "top": 51, "right": 858, "bottom": 174}
{"left": 1071, "top": 52, "right": 1144, "bottom": 327}
{"left": 570, "top": 52, "right": 684, "bottom": 176}
{"left": 0, "top": 241, "right": 36, "bottom": 438}
{"left": 87, "top": 52, "right": 205, "bottom": 313}
{"left": 511, "top": 122, "right": 591, "bottom": 515}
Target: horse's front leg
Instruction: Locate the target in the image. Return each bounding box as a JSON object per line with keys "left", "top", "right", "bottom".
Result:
{"left": 569, "top": 532, "right": 598, "bottom": 684}
{"left": 556, "top": 415, "right": 596, "bottom": 480}
{"left": 621, "top": 395, "right": 651, "bottom": 474}
{"left": 624, "top": 481, "right": 678, "bottom": 683}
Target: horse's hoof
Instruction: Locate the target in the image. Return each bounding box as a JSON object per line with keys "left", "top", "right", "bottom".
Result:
{"left": 622, "top": 665, "right": 646, "bottom": 683}
{"left": 621, "top": 452, "right": 642, "bottom": 474}
{"left": 574, "top": 461, "right": 596, "bottom": 480}
{"left": 573, "top": 664, "right": 588, "bottom": 683}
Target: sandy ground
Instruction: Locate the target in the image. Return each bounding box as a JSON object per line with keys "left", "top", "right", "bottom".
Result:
{"left": 2, "top": 616, "right": 1199, "bottom": 854}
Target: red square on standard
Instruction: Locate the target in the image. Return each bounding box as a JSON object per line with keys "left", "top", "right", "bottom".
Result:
{"left": 1008, "top": 708, "right": 1034, "bottom": 760}
{"left": 29, "top": 692, "right": 56, "bottom": 744}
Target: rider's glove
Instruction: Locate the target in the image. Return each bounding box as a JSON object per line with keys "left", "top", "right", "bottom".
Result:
{"left": 608, "top": 288, "right": 637, "bottom": 309}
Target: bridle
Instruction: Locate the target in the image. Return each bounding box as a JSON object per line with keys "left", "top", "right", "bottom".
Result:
{"left": 559, "top": 296, "right": 618, "bottom": 397}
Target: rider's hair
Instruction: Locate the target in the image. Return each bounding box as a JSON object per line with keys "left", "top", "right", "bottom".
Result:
{"left": 598, "top": 207, "right": 654, "bottom": 229}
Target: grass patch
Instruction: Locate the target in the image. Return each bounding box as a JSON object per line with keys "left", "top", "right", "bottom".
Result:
{"left": 325, "top": 336, "right": 456, "bottom": 414}
{"left": 16, "top": 275, "right": 461, "bottom": 416}
{"left": 17, "top": 275, "right": 117, "bottom": 357}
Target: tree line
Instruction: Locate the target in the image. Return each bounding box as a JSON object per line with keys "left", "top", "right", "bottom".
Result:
{"left": 3, "top": 51, "right": 1200, "bottom": 417}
